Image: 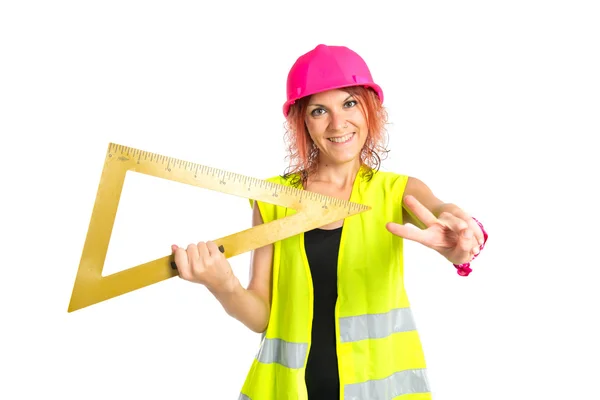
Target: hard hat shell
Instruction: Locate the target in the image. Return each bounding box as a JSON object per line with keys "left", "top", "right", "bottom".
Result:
{"left": 283, "top": 44, "right": 384, "bottom": 117}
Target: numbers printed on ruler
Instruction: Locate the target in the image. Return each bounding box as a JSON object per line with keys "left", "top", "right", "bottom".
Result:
{"left": 67, "top": 142, "right": 371, "bottom": 312}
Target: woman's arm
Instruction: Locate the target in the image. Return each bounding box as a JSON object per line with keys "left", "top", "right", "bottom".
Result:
{"left": 386, "top": 176, "right": 487, "bottom": 270}
{"left": 200, "top": 202, "right": 274, "bottom": 333}
{"left": 402, "top": 176, "right": 485, "bottom": 245}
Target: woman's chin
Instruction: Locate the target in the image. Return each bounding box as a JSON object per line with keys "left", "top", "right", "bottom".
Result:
{"left": 321, "top": 151, "right": 362, "bottom": 166}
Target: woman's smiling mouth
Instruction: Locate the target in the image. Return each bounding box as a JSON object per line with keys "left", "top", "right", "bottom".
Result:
{"left": 327, "top": 132, "right": 355, "bottom": 144}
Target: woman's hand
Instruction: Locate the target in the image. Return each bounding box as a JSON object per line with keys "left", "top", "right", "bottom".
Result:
{"left": 171, "top": 241, "right": 239, "bottom": 294}
{"left": 386, "top": 195, "right": 484, "bottom": 265}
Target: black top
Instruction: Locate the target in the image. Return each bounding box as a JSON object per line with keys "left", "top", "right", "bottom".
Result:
{"left": 303, "top": 226, "right": 342, "bottom": 400}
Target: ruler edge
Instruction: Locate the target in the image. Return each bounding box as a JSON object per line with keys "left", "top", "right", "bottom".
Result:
{"left": 106, "top": 141, "right": 372, "bottom": 212}
{"left": 67, "top": 142, "right": 373, "bottom": 312}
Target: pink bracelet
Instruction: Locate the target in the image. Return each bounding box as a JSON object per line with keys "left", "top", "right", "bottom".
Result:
{"left": 453, "top": 217, "right": 488, "bottom": 276}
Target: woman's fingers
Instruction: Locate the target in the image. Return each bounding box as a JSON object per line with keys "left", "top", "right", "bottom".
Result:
{"left": 385, "top": 222, "right": 428, "bottom": 245}
{"left": 403, "top": 195, "right": 438, "bottom": 227}
{"left": 172, "top": 245, "right": 191, "bottom": 279}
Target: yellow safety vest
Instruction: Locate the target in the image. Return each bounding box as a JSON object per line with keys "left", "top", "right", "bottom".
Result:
{"left": 240, "top": 166, "right": 431, "bottom": 400}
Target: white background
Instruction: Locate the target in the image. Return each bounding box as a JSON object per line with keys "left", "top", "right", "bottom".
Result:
{"left": 1, "top": 1, "right": 599, "bottom": 399}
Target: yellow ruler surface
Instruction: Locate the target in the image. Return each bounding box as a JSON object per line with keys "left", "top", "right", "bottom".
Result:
{"left": 68, "top": 143, "right": 371, "bottom": 312}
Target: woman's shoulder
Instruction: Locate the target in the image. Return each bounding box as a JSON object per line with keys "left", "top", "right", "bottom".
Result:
{"left": 266, "top": 172, "right": 304, "bottom": 189}
{"left": 364, "top": 168, "right": 409, "bottom": 185}
{"left": 264, "top": 168, "right": 410, "bottom": 188}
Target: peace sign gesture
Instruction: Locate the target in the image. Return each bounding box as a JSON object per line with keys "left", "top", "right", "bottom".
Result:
{"left": 385, "top": 195, "right": 485, "bottom": 266}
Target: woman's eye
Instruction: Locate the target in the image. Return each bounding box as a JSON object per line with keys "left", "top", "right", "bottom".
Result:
{"left": 311, "top": 108, "right": 325, "bottom": 117}
{"left": 345, "top": 100, "right": 357, "bottom": 108}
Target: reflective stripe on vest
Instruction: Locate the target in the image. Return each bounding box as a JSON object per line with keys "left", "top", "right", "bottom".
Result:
{"left": 344, "top": 368, "right": 430, "bottom": 399}
{"left": 339, "top": 306, "right": 416, "bottom": 343}
{"left": 254, "top": 306, "right": 418, "bottom": 365}
{"left": 240, "top": 366, "right": 428, "bottom": 400}
{"left": 244, "top": 306, "right": 429, "bottom": 399}
{"left": 239, "top": 169, "right": 432, "bottom": 400}
{"left": 256, "top": 337, "right": 308, "bottom": 369}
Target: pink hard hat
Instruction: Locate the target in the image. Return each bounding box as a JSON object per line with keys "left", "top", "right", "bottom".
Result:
{"left": 283, "top": 44, "right": 384, "bottom": 117}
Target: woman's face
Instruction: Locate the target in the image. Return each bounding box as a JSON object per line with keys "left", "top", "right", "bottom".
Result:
{"left": 304, "top": 88, "right": 368, "bottom": 166}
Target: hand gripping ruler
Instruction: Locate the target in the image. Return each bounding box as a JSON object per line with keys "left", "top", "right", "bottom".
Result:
{"left": 68, "top": 143, "right": 371, "bottom": 312}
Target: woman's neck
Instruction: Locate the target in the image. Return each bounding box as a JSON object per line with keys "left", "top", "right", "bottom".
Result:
{"left": 309, "top": 157, "right": 362, "bottom": 190}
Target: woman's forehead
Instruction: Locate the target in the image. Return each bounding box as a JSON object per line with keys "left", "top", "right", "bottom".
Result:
{"left": 308, "top": 88, "right": 352, "bottom": 104}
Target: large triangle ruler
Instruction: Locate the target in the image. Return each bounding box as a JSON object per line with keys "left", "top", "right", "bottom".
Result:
{"left": 68, "top": 143, "right": 371, "bottom": 312}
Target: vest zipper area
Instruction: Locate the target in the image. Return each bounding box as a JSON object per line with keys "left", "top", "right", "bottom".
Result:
{"left": 298, "top": 167, "right": 363, "bottom": 399}
{"left": 298, "top": 231, "right": 313, "bottom": 400}
{"left": 335, "top": 168, "right": 363, "bottom": 399}
{"left": 335, "top": 225, "right": 346, "bottom": 400}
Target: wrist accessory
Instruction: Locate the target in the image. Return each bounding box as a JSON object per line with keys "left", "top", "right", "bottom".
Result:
{"left": 453, "top": 217, "right": 488, "bottom": 276}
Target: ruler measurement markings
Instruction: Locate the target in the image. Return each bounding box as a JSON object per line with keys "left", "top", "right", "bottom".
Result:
{"left": 68, "top": 142, "right": 371, "bottom": 312}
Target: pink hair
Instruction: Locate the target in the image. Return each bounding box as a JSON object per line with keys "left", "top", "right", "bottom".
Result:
{"left": 282, "top": 86, "right": 389, "bottom": 186}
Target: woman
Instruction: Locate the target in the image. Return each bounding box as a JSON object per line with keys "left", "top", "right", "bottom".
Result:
{"left": 172, "top": 44, "right": 488, "bottom": 400}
